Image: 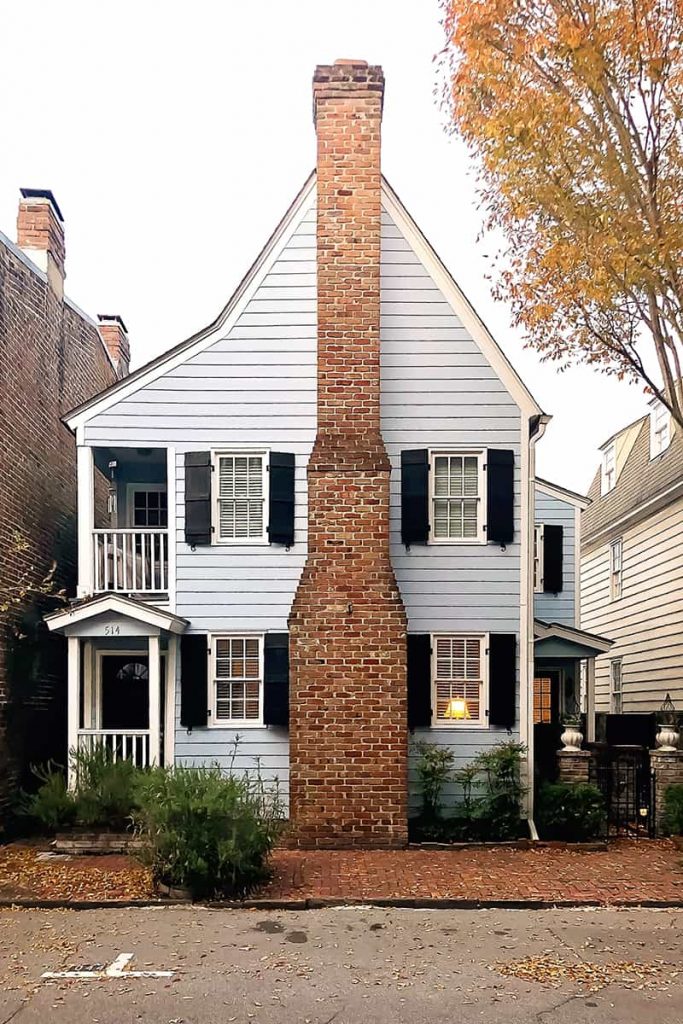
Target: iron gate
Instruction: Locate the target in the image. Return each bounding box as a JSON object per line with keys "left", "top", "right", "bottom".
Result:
{"left": 592, "top": 752, "right": 655, "bottom": 838}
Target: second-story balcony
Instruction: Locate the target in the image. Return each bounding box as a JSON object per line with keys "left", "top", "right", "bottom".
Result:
{"left": 80, "top": 446, "right": 170, "bottom": 600}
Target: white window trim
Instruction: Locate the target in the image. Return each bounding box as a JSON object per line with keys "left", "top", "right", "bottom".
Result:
{"left": 533, "top": 524, "right": 544, "bottom": 593}
{"left": 430, "top": 632, "right": 489, "bottom": 729}
{"left": 428, "top": 450, "right": 486, "bottom": 545}
{"left": 610, "top": 658, "right": 623, "bottom": 714}
{"left": 211, "top": 449, "right": 270, "bottom": 546}
{"left": 650, "top": 402, "right": 671, "bottom": 460}
{"left": 207, "top": 632, "right": 264, "bottom": 729}
{"left": 609, "top": 537, "right": 623, "bottom": 601}
{"left": 601, "top": 442, "right": 616, "bottom": 495}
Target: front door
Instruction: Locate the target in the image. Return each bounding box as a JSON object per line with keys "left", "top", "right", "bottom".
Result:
{"left": 101, "top": 655, "right": 150, "bottom": 730}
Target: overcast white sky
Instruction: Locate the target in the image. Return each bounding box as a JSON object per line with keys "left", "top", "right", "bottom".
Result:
{"left": 0, "top": 0, "right": 648, "bottom": 491}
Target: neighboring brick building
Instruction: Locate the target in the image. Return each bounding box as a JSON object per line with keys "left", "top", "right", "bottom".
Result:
{"left": 0, "top": 189, "right": 128, "bottom": 823}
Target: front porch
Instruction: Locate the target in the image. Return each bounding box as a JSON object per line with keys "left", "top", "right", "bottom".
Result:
{"left": 46, "top": 594, "right": 188, "bottom": 784}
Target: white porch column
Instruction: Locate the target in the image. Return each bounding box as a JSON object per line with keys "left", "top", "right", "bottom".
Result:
{"left": 67, "top": 636, "right": 80, "bottom": 789}
{"left": 77, "top": 446, "right": 94, "bottom": 597}
{"left": 165, "top": 635, "right": 178, "bottom": 767}
{"left": 148, "top": 634, "right": 161, "bottom": 766}
{"left": 586, "top": 657, "right": 596, "bottom": 743}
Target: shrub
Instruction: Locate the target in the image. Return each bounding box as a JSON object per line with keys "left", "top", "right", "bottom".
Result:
{"left": 662, "top": 784, "right": 683, "bottom": 836}
{"left": 412, "top": 741, "right": 456, "bottom": 823}
{"left": 133, "top": 765, "right": 284, "bottom": 899}
{"left": 19, "top": 762, "right": 76, "bottom": 832}
{"left": 535, "top": 782, "right": 606, "bottom": 841}
{"left": 71, "top": 746, "right": 141, "bottom": 830}
{"left": 469, "top": 742, "right": 526, "bottom": 840}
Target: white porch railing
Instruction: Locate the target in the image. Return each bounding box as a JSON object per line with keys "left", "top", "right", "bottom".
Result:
{"left": 77, "top": 729, "right": 151, "bottom": 768}
{"left": 93, "top": 529, "right": 169, "bottom": 593}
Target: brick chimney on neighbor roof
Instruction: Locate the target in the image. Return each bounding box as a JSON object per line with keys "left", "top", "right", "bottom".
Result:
{"left": 288, "top": 60, "right": 408, "bottom": 849}
{"left": 17, "top": 188, "right": 66, "bottom": 298}
{"left": 98, "top": 314, "right": 131, "bottom": 379}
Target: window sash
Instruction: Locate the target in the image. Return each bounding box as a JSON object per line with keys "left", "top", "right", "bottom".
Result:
{"left": 211, "top": 635, "right": 263, "bottom": 724}
{"left": 651, "top": 404, "right": 670, "bottom": 457}
{"left": 432, "top": 634, "right": 486, "bottom": 726}
{"left": 533, "top": 524, "right": 544, "bottom": 593}
{"left": 602, "top": 444, "right": 616, "bottom": 493}
{"left": 430, "top": 452, "right": 483, "bottom": 543}
{"left": 215, "top": 454, "right": 266, "bottom": 541}
{"left": 610, "top": 660, "right": 622, "bottom": 714}
{"left": 610, "top": 539, "right": 622, "bottom": 600}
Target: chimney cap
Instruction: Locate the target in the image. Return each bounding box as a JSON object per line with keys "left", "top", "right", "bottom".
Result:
{"left": 333, "top": 58, "right": 369, "bottom": 67}
{"left": 19, "top": 188, "right": 64, "bottom": 222}
{"left": 98, "top": 313, "right": 129, "bottom": 334}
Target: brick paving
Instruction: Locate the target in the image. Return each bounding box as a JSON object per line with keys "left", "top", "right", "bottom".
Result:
{"left": 262, "top": 839, "right": 683, "bottom": 904}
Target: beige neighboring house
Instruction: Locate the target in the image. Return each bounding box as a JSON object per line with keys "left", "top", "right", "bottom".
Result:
{"left": 581, "top": 398, "right": 683, "bottom": 717}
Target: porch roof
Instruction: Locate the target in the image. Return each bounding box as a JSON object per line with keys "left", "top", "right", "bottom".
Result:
{"left": 534, "top": 619, "right": 614, "bottom": 659}
{"left": 45, "top": 593, "right": 189, "bottom": 636}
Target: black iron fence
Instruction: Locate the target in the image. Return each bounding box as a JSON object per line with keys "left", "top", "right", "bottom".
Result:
{"left": 590, "top": 749, "right": 655, "bottom": 838}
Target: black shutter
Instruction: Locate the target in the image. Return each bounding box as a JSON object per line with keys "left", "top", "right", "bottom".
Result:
{"left": 488, "top": 633, "right": 516, "bottom": 729}
{"left": 180, "top": 634, "right": 209, "bottom": 729}
{"left": 184, "top": 452, "right": 212, "bottom": 545}
{"left": 268, "top": 452, "right": 295, "bottom": 546}
{"left": 401, "top": 449, "right": 429, "bottom": 546}
{"left": 407, "top": 634, "right": 432, "bottom": 729}
{"left": 486, "top": 449, "right": 514, "bottom": 545}
{"left": 543, "top": 524, "right": 564, "bottom": 593}
{"left": 263, "top": 633, "right": 289, "bottom": 727}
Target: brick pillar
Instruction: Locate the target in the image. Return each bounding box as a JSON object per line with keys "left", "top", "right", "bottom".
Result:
{"left": 556, "top": 749, "right": 591, "bottom": 785}
{"left": 17, "top": 188, "right": 65, "bottom": 298}
{"left": 288, "top": 61, "right": 408, "bottom": 849}
{"left": 650, "top": 749, "right": 683, "bottom": 836}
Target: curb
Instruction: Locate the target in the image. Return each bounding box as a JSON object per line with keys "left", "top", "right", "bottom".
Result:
{"left": 3, "top": 896, "right": 683, "bottom": 911}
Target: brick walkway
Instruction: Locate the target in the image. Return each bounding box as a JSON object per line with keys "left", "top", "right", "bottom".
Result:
{"left": 263, "top": 839, "right": 683, "bottom": 905}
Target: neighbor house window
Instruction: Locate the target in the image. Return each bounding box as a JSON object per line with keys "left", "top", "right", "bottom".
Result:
{"left": 533, "top": 524, "right": 544, "bottom": 593}
{"left": 214, "top": 453, "right": 266, "bottom": 541}
{"left": 650, "top": 402, "right": 671, "bottom": 458}
{"left": 601, "top": 442, "right": 616, "bottom": 494}
{"left": 430, "top": 452, "right": 484, "bottom": 542}
{"left": 212, "top": 635, "right": 263, "bottom": 725}
{"left": 610, "top": 659, "right": 623, "bottom": 714}
{"left": 432, "top": 634, "right": 486, "bottom": 726}
{"left": 610, "top": 538, "right": 623, "bottom": 600}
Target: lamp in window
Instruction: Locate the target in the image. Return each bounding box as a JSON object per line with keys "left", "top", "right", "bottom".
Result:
{"left": 443, "top": 697, "right": 470, "bottom": 720}
{"left": 656, "top": 693, "right": 679, "bottom": 751}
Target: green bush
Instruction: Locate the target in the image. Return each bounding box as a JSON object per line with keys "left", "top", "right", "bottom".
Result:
{"left": 535, "top": 782, "right": 606, "bottom": 841}
{"left": 133, "top": 765, "right": 284, "bottom": 899}
{"left": 70, "top": 746, "right": 141, "bottom": 829}
{"left": 412, "top": 741, "right": 456, "bottom": 823}
{"left": 662, "top": 784, "right": 683, "bottom": 836}
{"left": 19, "top": 762, "right": 76, "bottom": 832}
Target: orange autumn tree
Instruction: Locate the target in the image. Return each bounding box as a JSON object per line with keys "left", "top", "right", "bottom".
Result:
{"left": 440, "top": 0, "right": 683, "bottom": 426}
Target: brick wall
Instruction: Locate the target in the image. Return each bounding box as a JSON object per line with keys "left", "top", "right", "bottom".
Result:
{"left": 0, "top": 217, "right": 118, "bottom": 823}
{"left": 288, "top": 62, "right": 408, "bottom": 849}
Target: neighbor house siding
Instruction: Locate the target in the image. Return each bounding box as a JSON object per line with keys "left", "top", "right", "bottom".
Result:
{"left": 534, "top": 486, "right": 577, "bottom": 627}
{"left": 581, "top": 494, "right": 683, "bottom": 712}
{"left": 378, "top": 207, "right": 524, "bottom": 810}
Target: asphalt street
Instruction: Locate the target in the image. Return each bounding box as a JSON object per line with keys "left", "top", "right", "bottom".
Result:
{"left": 1, "top": 906, "right": 681, "bottom": 1024}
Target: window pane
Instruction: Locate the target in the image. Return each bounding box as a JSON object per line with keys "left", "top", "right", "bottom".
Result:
{"left": 434, "top": 636, "right": 482, "bottom": 723}
{"left": 213, "top": 636, "right": 262, "bottom": 722}
{"left": 434, "top": 457, "right": 449, "bottom": 496}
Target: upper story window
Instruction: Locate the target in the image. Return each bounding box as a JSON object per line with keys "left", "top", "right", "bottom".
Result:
{"left": 650, "top": 402, "right": 671, "bottom": 459}
{"left": 610, "top": 659, "right": 623, "bottom": 714}
{"left": 214, "top": 453, "right": 267, "bottom": 542}
{"left": 601, "top": 442, "right": 616, "bottom": 495}
{"left": 430, "top": 452, "right": 485, "bottom": 543}
{"left": 610, "top": 537, "right": 623, "bottom": 601}
{"left": 212, "top": 634, "right": 263, "bottom": 725}
{"left": 432, "top": 634, "right": 487, "bottom": 726}
{"left": 533, "top": 524, "right": 544, "bottom": 593}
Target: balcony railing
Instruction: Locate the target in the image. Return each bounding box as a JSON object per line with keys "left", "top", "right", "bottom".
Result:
{"left": 93, "top": 529, "right": 169, "bottom": 594}
{"left": 77, "top": 729, "right": 151, "bottom": 768}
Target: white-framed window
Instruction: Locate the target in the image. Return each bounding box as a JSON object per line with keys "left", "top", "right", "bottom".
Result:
{"left": 650, "top": 402, "right": 671, "bottom": 459}
{"left": 601, "top": 442, "right": 616, "bottom": 495}
{"left": 429, "top": 451, "right": 485, "bottom": 543}
{"left": 432, "top": 633, "right": 488, "bottom": 727}
{"left": 213, "top": 452, "right": 267, "bottom": 543}
{"left": 610, "top": 537, "right": 623, "bottom": 601}
{"left": 533, "top": 524, "right": 544, "bottom": 593}
{"left": 210, "top": 634, "right": 263, "bottom": 726}
{"left": 610, "top": 659, "right": 623, "bottom": 714}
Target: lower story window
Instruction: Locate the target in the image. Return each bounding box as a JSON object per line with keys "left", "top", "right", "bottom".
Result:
{"left": 610, "top": 659, "right": 623, "bottom": 714}
{"left": 212, "top": 635, "right": 263, "bottom": 725}
{"left": 433, "top": 634, "right": 486, "bottom": 726}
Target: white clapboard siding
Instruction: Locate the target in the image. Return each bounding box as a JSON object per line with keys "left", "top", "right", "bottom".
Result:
{"left": 581, "top": 494, "right": 683, "bottom": 712}
{"left": 534, "top": 487, "right": 577, "bottom": 626}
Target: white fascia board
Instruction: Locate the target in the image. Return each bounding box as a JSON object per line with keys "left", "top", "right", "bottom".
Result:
{"left": 380, "top": 179, "right": 544, "bottom": 422}
{"left": 65, "top": 173, "right": 317, "bottom": 432}
{"left": 534, "top": 478, "right": 591, "bottom": 510}
{"left": 46, "top": 594, "right": 189, "bottom": 634}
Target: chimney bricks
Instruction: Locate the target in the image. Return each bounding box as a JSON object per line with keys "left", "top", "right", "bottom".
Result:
{"left": 97, "top": 315, "right": 131, "bottom": 379}
{"left": 17, "top": 189, "right": 65, "bottom": 298}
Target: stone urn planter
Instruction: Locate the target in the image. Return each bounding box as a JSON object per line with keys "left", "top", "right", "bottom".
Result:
{"left": 656, "top": 693, "right": 680, "bottom": 751}
{"left": 560, "top": 721, "right": 584, "bottom": 752}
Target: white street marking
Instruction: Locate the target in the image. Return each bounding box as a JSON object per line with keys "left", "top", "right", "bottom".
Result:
{"left": 42, "top": 953, "right": 174, "bottom": 981}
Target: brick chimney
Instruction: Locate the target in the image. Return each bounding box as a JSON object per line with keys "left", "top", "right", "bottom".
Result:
{"left": 17, "top": 188, "right": 65, "bottom": 298}
{"left": 98, "top": 314, "right": 130, "bottom": 379}
{"left": 288, "top": 61, "right": 408, "bottom": 849}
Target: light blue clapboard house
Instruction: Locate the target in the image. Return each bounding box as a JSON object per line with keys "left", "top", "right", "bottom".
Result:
{"left": 45, "top": 62, "right": 610, "bottom": 823}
